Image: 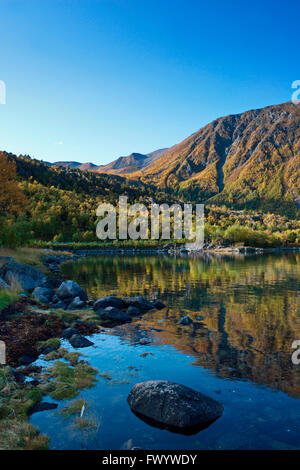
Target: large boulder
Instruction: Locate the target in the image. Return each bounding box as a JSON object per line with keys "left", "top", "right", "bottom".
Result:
{"left": 0, "top": 262, "right": 46, "bottom": 292}
{"left": 96, "top": 306, "right": 132, "bottom": 325}
{"left": 56, "top": 280, "right": 87, "bottom": 302}
{"left": 94, "top": 296, "right": 124, "bottom": 311}
{"left": 32, "top": 287, "right": 55, "bottom": 304}
{"left": 122, "top": 296, "right": 155, "bottom": 311}
{"left": 127, "top": 380, "right": 223, "bottom": 434}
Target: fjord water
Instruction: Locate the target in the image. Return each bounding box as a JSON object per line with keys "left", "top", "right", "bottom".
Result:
{"left": 31, "top": 253, "right": 300, "bottom": 449}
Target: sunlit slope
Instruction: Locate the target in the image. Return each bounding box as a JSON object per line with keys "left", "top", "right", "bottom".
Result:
{"left": 132, "top": 102, "right": 300, "bottom": 216}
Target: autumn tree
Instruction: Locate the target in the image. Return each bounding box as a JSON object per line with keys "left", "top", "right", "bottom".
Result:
{"left": 0, "top": 152, "right": 27, "bottom": 216}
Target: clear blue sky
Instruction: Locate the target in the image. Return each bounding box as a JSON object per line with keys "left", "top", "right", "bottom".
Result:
{"left": 0, "top": 0, "right": 299, "bottom": 164}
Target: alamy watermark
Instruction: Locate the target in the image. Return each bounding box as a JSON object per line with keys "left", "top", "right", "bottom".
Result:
{"left": 96, "top": 196, "right": 204, "bottom": 249}
{"left": 0, "top": 80, "right": 6, "bottom": 104}
{"left": 291, "top": 80, "right": 300, "bottom": 104}
{"left": 291, "top": 340, "right": 300, "bottom": 365}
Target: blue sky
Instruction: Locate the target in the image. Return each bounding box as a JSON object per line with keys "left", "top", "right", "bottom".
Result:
{"left": 0, "top": 0, "right": 299, "bottom": 164}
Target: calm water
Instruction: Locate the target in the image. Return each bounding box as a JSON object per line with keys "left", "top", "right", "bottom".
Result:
{"left": 31, "top": 253, "right": 300, "bottom": 449}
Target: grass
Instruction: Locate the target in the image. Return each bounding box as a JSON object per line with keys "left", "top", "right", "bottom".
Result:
{"left": 0, "top": 289, "right": 19, "bottom": 312}
{"left": 42, "top": 347, "right": 80, "bottom": 364}
{"left": 0, "top": 419, "right": 49, "bottom": 450}
{"left": 0, "top": 366, "right": 49, "bottom": 450}
{"left": 50, "top": 307, "right": 102, "bottom": 326}
{"left": 41, "top": 359, "right": 98, "bottom": 401}
{"left": 58, "top": 398, "right": 87, "bottom": 419}
{"left": 0, "top": 247, "right": 72, "bottom": 272}
{"left": 37, "top": 337, "right": 61, "bottom": 352}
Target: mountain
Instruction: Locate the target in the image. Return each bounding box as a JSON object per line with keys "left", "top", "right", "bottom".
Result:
{"left": 132, "top": 102, "right": 300, "bottom": 216}
{"left": 52, "top": 161, "right": 100, "bottom": 171}
{"left": 52, "top": 148, "right": 168, "bottom": 175}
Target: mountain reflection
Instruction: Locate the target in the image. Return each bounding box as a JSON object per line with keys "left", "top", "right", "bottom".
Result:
{"left": 62, "top": 252, "right": 300, "bottom": 398}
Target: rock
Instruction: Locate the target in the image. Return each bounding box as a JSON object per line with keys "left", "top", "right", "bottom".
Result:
{"left": 139, "top": 338, "right": 151, "bottom": 345}
{"left": 179, "top": 315, "right": 193, "bottom": 325}
{"left": 32, "top": 287, "right": 55, "bottom": 304}
{"left": 29, "top": 402, "right": 58, "bottom": 415}
{"left": 96, "top": 306, "right": 132, "bottom": 324}
{"left": 41, "top": 277, "right": 62, "bottom": 289}
{"left": 67, "top": 296, "right": 85, "bottom": 310}
{"left": 0, "top": 277, "right": 10, "bottom": 290}
{"left": 127, "top": 306, "right": 141, "bottom": 316}
{"left": 50, "top": 295, "right": 67, "bottom": 310}
{"left": 56, "top": 280, "right": 88, "bottom": 301}
{"left": 153, "top": 300, "right": 166, "bottom": 310}
{"left": 122, "top": 296, "right": 155, "bottom": 311}
{"left": 62, "top": 327, "right": 78, "bottom": 339}
{"left": 0, "top": 262, "right": 46, "bottom": 292}
{"left": 127, "top": 380, "right": 223, "bottom": 434}
{"left": 50, "top": 298, "right": 67, "bottom": 309}
{"left": 93, "top": 296, "right": 125, "bottom": 311}
{"left": 69, "top": 334, "right": 94, "bottom": 348}
{"left": 19, "top": 355, "right": 37, "bottom": 365}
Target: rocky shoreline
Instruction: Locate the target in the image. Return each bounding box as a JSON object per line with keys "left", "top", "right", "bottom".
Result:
{"left": 0, "top": 254, "right": 226, "bottom": 448}
{"left": 48, "top": 244, "right": 300, "bottom": 260}
{"left": 0, "top": 259, "right": 167, "bottom": 365}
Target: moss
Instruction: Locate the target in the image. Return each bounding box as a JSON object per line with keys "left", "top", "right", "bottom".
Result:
{"left": 38, "top": 337, "right": 61, "bottom": 352}
{"left": 42, "top": 359, "right": 98, "bottom": 400}
{"left": 43, "top": 347, "right": 80, "bottom": 364}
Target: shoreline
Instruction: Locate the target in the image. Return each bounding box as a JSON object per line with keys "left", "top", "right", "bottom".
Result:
{"left": 50, "top": 244, "right": 300, "bottom": 258}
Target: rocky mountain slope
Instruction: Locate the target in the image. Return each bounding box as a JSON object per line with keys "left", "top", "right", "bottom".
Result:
{"left": 132, "top": 102, "right": 300, "bottom": 216}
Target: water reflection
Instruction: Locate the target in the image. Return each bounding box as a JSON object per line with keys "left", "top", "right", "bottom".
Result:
{"left": 62, "top": 253, "right": 300, "bottom": 398}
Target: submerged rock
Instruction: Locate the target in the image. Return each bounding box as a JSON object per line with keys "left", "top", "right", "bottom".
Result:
{"left": 179, "top": 315, "right": 193, "bottom": 325}
{"left": 94, "top": 296, "right": 125, "bottom": 311}
{"left": 32, "top": 286, "right": 55, "bottom": 304}
{"left": 122, "top": 296, "right": 155, "bottom": 311}
{"left": 139, "top": 337, "right": 152, "bottom": 345}
{"left": 127, "top": 305, "right": 141, "bottom": 316}
{"left": 0, "top": 262, "right": 46, "bottom": 292}
{"left": 69, "top": 334, "right": 94, "bottom": 348}
{"left": 56, "top": 280, "right": 88, "bottom": 302}
{"left": 153, "top": 300, "right": 166, "bottom": 310}
{"left": 96, "top": 306, "right": 132, "bottom": 325}
{"left": 127, "top": 380, "right": 223, "bottom": 434}
{"left": 29, "top": 402, "right": 58, "bottom": 415}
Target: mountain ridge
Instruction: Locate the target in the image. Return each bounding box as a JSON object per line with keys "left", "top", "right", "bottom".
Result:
{"left": 130, "top": 101, "right": 300, "bottom": 216}
{"left": 52, "top": 148, "right": 169, "bottom": 175}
